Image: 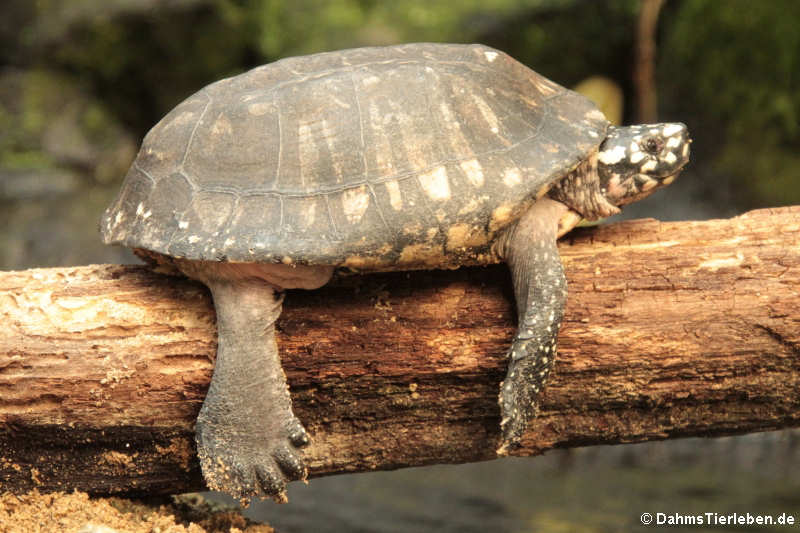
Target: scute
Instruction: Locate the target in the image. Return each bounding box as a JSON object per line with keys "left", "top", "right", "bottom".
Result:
{"left": 101, "top": 43, "right": 608, "bottom": 268}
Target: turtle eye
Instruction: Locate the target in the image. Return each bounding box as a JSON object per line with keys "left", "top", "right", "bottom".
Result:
{"left": 643, "top": 136, "right": 664, "bottom": 154}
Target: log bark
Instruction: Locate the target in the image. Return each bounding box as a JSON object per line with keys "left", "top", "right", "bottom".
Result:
{"left": 1, "top": 206, "right": 798, "bottom": 497}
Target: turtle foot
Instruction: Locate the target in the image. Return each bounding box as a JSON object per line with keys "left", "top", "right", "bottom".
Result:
{"left": 196, "top": 414, "right": 310, "bottom": 506}
{"left": 496, "top": 336, "right": 554, "bottom": 456}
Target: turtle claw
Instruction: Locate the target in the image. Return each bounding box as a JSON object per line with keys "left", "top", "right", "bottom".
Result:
{"left": 196, "top": 416, "right": 310, "bottom": 505}
{"left": 255, "top": 464, "right": 286, "bottom": 502}
{"left": 496, "top": 335, "right": 555, "bottom": 456}
{"left": 274, "top": 442, "right": 308, "bottom": 480}
{"left": 288, "top": 421, "right": 311, "bottom": 448}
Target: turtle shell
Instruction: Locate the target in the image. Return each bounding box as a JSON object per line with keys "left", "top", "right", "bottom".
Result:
{"left": 101, "top": 43, "right": 607, "bottom": 270}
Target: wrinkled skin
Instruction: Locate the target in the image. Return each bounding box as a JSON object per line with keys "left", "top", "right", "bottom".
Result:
{"left": 176, "top": 260, "right": 333, "bottom": 504}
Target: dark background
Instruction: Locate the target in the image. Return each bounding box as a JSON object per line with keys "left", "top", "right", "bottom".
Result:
{"left": 1, "top": 1, "right": 798, "bottom": 531}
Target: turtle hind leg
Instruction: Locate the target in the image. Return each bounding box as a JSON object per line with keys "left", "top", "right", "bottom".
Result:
{"left": 497, "top": 198, "right": 568, "bottom": 455}
{"left": 195, "top": 278, "right": 310, "bottom": 505}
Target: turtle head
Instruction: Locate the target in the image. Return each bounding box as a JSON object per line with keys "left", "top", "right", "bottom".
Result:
{"left": 598, "top": 123, "right": 690, "bottom": 207}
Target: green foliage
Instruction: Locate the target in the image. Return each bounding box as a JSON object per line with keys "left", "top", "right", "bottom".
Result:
{"left": 0, "top": 69, "right": 134, "bottom": 182}
{"left": 664, "top": 0, "right": 800, "bottom": 206}
{"left": 9, "top": 0, "right": 799, "bottom": 211}
{"left": 668, "top": 0, "right": 799, "bottom": 137}
{"left": 243, "top": 0, "right": 571, "bottom": 59}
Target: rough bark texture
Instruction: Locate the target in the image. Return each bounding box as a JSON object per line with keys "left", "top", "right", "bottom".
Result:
{"left": 0, "top": 206, "right": 798, "bottom": 497}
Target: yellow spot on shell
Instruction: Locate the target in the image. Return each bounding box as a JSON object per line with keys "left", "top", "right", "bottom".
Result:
{"left": 342, "top": 185, "right": 370, "bottom": 223}
{"left": 460, "top": 159, "right": 485, "bottom": 188}
{"left": 502, "top": 168, "right": 522, "bottom": 187}
{"left": 536, "top": 182, "right": 552, "bottom": 199}
{"left": 489, "top": 204, "right": 516, "bottom": 233}
{"left": 418, "top": 166, "right": 451, "bottom": 201}
{"left": 211, "top": 114, "right": 233, "bottom": 136}
{"left": 385, "top": 181, "right": 403, "bottom": 210}
{"left": 247, "top": 102, "right": 273, "bottom": 115}
{"left": 398, "top": 243, "right": 446, "bottom": 267}
{"left": 446, "top": 224, "right": 488, "bottom": 251}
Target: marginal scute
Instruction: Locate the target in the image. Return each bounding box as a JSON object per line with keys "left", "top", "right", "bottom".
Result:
{"left": 100, "top": 43, "right": 608, "bottom": 267}
{"left": 446, "top": 223, "right": 488, "bottom": 251}
{"left": 398, "top": 242, "right": 447, "bottom": 268}
{"left": 489, "top": 203, "right": 516, "bottom": 233}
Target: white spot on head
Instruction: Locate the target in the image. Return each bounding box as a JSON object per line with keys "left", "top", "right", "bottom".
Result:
{"left": 598, "top": 145, "right": 626, "bottom": 165}
{"left": 640, "top": 159, "right": 658, "bottom": 172}
{"left": 630, "top": 151, "right": 646, "bottom": 164}
{"left": 136, "top": 203, "right": 144, "bottom": 216}
{"left": 484, "top": 50, "right": 498, "bottom": 62}
{"left": 640, "top": 176, "right": 657, "bottom": 191}
{"left": 188, "top": 235, "right": 201, "bottom": 244}
{"left": 664, "top": 151, "right": 678, "bottom": 165}
{"left": 662, "top": 123, "right": 684, "bottom": 136}
{"left": 666, "top": 135, "right": 682, "bottom": 149}
{"left": 460, "top": 159, "right": 485, "bottom": 188}
{"left": 142, "top": 210, "right": 152, "bottom": 219}
{"left": 178, "top": 220, "right": 189, "bottom": 229}
{"left": 418, "top": 166, "right": 451, "bottom": 201}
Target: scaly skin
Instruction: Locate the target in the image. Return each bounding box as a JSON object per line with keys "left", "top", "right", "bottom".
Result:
{"left": 496, "top": 198, "right": 568, "bottom": 454}
{"left": 195, "top": 280, "right": 309, "bottom": 504}
{"left": 495, "top": 122, "right": 690, "bottom": 453}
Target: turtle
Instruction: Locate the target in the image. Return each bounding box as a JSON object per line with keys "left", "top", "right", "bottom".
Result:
{"left": 100, "top": 43, "right": 690, "bottom": 504}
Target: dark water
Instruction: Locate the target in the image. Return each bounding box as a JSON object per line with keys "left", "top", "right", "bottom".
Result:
{"left": 206, "top": 430, "right": 800, "bottom": 532}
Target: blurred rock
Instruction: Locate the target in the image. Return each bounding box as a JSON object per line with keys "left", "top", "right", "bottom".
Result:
{"left": 573, "top": 76, "right": 623, "bottom": 125}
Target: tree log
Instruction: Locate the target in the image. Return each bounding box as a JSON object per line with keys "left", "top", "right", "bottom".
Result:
{"left": 0, "top": 206, "right": 798, "bottom": 497}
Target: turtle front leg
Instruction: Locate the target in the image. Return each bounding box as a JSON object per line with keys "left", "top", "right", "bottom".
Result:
{"left": 497, "top": 198, "right": 569, "bottom": 455}
{"left": 196, "top": 279, "right": 309, "bottom": 505}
